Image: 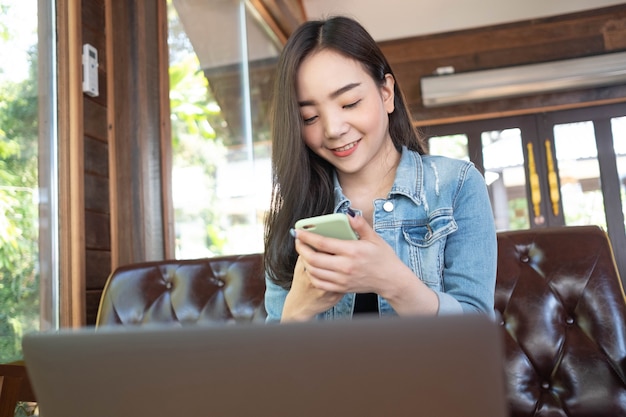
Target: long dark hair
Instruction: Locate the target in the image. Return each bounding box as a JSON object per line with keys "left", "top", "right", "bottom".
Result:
{"left": 264, "top": 16, "right": 426, "bottom": 288}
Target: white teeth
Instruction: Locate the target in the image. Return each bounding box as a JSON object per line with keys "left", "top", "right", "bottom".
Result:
{"left": 334, "top": 142, "right": 356, "bottom": 152}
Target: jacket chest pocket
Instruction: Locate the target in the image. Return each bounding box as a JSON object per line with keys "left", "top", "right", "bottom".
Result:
{"left": 400, "top": 212, "right": 457, "bottom": 287}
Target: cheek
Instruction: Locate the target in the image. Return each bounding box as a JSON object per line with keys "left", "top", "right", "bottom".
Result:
{"left": 302, "top": 125, "right": 324, "bottom": 149}
{"left": 301, "top": 126, "right": 332, "bottom": 160}
{"left": 358, "top": 102, "right": 388, "bottom": 132}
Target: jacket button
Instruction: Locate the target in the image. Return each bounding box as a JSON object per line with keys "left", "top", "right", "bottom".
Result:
{"left": 383, "top": 201, "right": 394, "bottom": 212}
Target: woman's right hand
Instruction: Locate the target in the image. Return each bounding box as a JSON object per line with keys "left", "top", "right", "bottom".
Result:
{"left": 280, "top": 255, "right": 343, "bottom": 322}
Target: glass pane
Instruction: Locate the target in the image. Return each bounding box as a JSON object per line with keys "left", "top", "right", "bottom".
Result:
{"left": 169, "top": 0, "right": 278, "bottom": 258}
{"left": 481, "top": 129, "right": 529, "bottom": 230}
{"left": 612, "top": 116, "right": 626, "bottom": 231}
{"left": 428, "top": 134, "right": 468, "bottom": 160}
{"left": 0, "top": 0, "right": 49, "bottom": 365}
{"left": 553, "top": 121, "right": 606, "bottom": 228}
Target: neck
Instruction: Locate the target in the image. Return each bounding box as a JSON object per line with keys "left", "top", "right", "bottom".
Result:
{"left": 339, "top": 143, "right": 401, "bottom": 203}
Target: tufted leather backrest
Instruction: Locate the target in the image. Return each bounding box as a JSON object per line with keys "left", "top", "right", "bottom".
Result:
{"left": 495, "top": 226, "right": 626, "bottom": 416}
{"left": 96, "top": 253, "right": 267, "bottom": 326}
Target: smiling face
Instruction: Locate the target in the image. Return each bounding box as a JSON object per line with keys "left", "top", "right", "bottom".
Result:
{"left": 296, "top": 49, "right": 397, "bottom": 178}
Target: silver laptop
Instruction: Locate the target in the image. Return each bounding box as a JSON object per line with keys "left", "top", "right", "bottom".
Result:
{"left": 22, "top": 315, "right": 508, "bottom": 417}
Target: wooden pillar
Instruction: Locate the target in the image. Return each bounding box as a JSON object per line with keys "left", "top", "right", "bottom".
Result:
{"left": 57, "top": 0, "right": 86, "bottom": 327}
{"left": 107, "top": 0, "right": 174, "bottom": 268}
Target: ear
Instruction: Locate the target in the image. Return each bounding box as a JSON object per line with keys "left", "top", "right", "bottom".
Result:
{"left": 381, "top": 73, "right": 395, "bottom": 114}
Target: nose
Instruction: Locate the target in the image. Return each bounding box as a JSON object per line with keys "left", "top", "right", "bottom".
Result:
{"left": 323, "top": 112, "right": 348, "bottom": 139}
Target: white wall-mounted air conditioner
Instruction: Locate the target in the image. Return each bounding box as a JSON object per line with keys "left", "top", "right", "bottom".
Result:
{"left": 420, "top": 51, "right": 626, "bottom": 107}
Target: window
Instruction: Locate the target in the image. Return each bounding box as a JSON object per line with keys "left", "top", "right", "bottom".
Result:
{"left": 481, "top": 128, "right": 529, "bottom": 230}
{"left": 612, "top": 116, "right": 626, "bottom": 231}
{"left": 0, "top": 0, "right": 58, "bottom": 365}
{"left": 553, "top": 121, "right": 605, "bottom": 227}
{"left": 423, "top": 105, "right": 626, "bottom": 280}
{"left": 168, "top": 0, "right": 278, "bottom": 258}
{"left": 428, "top": 134, "right": 468, "bottom": 160}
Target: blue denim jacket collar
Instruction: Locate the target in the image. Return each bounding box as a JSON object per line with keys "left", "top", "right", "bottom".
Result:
{"left": 333, "top": 146, "right": 422, "bottom": 213}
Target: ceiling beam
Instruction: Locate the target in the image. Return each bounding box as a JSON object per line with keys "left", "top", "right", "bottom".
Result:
{"left": 248, "top": 0, "right": 306, "bottom": 45}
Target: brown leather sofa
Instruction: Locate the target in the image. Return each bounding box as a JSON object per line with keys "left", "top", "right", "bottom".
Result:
{"left": 2, "top": 225, "right": 625, "bottom": 416}
{"left": 495, "top": 226, "right": 626, "bottom": 416}
{"left": 96, "top": 253, "right": 267, "bottom": 326}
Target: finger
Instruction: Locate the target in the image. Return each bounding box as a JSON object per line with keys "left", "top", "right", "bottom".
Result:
{"left": 296, "top": 229, "right": 352, "bottom": 255}
{"left": 308, "top": 273, "right": 346, "bottom": 293}
{"left": 294, "top": 233, "right": 319, "bottom": 258}
{"left": 347, "top": 212, "right": 375, "bottom": 240}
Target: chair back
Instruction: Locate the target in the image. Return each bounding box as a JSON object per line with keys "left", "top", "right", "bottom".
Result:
{"left": 96, "top": 253, "right": 266, "bottom": 326}
{"left": 495, "top": 226, "right": 626, "bottom": 416}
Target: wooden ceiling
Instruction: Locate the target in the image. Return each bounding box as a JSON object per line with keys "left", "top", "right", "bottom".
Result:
{"left": 249, "top": 0, "right": 626, "bottom": 44}
{"left": 247, "top": 0, "right": 306, "bottom": 45}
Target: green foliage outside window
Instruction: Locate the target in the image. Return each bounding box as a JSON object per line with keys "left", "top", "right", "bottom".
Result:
{"left": 168, "top": 0, "right": 230, "bottom": 256}
{"left": 169, "top": 55, "right": 229, "bottom": 255}
{"left": 0, "top": 46, "right": 39, "bottom": 363}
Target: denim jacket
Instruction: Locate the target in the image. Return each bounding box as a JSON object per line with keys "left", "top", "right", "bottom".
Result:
{"left": 265, "top": 147, "right": 497, "bottom": 322}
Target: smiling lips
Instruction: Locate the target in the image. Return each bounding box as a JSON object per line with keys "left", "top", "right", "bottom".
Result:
{"left": 331, "top": 139, "right": 360, "bottom": 157}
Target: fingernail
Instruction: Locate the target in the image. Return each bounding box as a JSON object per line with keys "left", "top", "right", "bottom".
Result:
{"left": 289, "top": 228, "right": 297, "bottom": 238}
{"left": 347, "top": 207, "right": 356, "bottom": 217}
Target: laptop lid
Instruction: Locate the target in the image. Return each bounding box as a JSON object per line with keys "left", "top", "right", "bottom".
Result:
{"left": 22, "top": 315, "right": 508, "bottom": 417}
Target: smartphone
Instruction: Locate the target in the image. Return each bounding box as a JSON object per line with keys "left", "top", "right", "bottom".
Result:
{"left": 294, "top": 213, "right": 358, "bottom": 240}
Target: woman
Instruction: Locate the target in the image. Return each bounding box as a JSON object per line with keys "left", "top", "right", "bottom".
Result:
{"left": 263, "top": 16, "right": 497, "bottom": 323}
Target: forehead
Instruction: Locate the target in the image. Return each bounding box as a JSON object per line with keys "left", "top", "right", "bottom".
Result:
{"left": 296, "top": 49, "right": 371, "bottom": 96}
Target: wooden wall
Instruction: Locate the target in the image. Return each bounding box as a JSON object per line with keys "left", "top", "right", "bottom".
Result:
{"left": 81, "top": 0, "right": 111, "bottom": 325}
{"left": 378, "top": 5, "right": 626, "bottom": 126}
{"left": 76, "top": 0, "right": 172, "bottom": 325}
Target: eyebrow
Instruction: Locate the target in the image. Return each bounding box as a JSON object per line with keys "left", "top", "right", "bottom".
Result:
{"left": 298, "top": 82, "right": 361, "bottom": 107}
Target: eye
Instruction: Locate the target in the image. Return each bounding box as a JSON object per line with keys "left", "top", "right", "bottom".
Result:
{"left": 302, "top": 115, "right": 318, "bottom": 125}
{"left": 343, "top": 99, "right": 361, "bottom": 109}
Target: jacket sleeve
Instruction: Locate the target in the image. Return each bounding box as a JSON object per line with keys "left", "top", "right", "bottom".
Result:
{"left": 438, "top": 163, "right": 497, "bottom": 317}
{"left": 264, "top": 275, "right": 289, "bottom": 323}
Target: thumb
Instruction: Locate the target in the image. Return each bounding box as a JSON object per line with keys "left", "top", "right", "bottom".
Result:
{"left": 347, "top": 211, "right": 375, "bottom": 240}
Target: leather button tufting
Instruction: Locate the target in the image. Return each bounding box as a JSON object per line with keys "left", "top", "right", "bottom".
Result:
{"left": 493, "top": 226, "right": 626, "bottom": 416}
